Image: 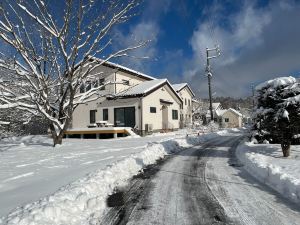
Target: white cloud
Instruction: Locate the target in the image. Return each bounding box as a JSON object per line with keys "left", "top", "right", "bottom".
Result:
{"left": 184, "top": 0, "right": 300, "bottom": 97}
{"left": 113, "top": 21, "right": 159, "bottom": 72}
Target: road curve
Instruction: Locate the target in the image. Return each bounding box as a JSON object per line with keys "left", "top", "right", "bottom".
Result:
{"left": 100, "top": 132, "right": 300, "bottom": 225}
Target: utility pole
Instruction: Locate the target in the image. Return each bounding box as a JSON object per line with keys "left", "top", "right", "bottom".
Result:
{"left": 205, "top": 45, "right": 221, "bottom": 122}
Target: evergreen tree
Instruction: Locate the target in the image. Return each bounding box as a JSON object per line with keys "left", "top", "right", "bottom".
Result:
{"left": 253, "top": 76, "right": 300, "bottom": 157}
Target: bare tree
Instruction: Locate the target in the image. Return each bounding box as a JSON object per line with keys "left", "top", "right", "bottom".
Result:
{"left": 0, "top": 0, "right": 147, "bottom": 146}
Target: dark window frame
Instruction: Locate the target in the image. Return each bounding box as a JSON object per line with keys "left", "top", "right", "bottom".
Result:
{"left": 103, "top": 108, "right": 108, "bottom": 121}
{"left": 150, "top": 107, "right": 156, "bottom": 113}
{"left": 225, "top": 118, "right": 229, "bottom": 122}
{"left": 172, "top": 110, "right": 178, "bottom": 120}
{"left": 90, "top": 110, "right": 97, "bottom": 124}
{"left": 99, "top": 78, "right": 105, "bottom": 90}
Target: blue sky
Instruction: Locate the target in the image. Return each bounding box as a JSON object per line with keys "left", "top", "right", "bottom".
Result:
{"left": 113, "top": 0, "right": 300, "bottom": 98}
{"left": 1, "top": 0, "right": 300, "bottom": 98}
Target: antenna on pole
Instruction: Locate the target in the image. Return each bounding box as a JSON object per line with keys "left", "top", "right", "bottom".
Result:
{"left": 205, "top": 45, "right": 221, "bottom": 122}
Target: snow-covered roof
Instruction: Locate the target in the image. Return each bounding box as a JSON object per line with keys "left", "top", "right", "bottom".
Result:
{"left": 228, "top": 108, "right": 243, "bottom": 117}
{"left": 112, "top": 79, "right": 182, "bottom": 103}
{"left": 172, "top": 83, "right": 186, "bottom": 91}
{"left": 172, "top": 83, "right": 195, "bottom": 97}
{"left": 88, "top": 57, "right": 156, "bottom": 81}
{"left": 255, "top": 76, "right": 296, "bottom": 90}
{"left": 116, "top": 79, "right": 166, "bottom": 97}
{"left": 212, "top": 102, "right": 221, "bottom": 110}
{"left": 216, "top": 109, "right": 227, "bottom": 116}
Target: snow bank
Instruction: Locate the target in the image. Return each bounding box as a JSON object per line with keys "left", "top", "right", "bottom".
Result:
{"left": 236, "top": 141, "right": 300, "bottom": 205}
{"left": 0, "top": 131, "right": 224, "bottom": 225}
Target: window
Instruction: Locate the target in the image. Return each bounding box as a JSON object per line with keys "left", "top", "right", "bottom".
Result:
{"left": 122, "top": 79, "right": 129, "bottom": 85}
{"left": 90, "top": 110, "right": 97, "bottom": 123}
{"left": 172, "top": 110, "right": 178, "bottom": 120}
{"left": 99, "top": 78, "right": 105, "bottom": 90}
{"left": 180, "top": 104, "right": 183, "bottom": 109}
{"left": 150, "top": 107, "right": 156, "bottom": 113}
{"left": 103, "top": 109, "right": 108, "bottom": 121}
{"left": 93, "top": 79, "right": 99, "bottom": 88}
{"left": 185, "top": 98, "right": 187, "bottom": 105}
{"left": 188, "top": 99, "right": 191, "bottom": 106}
{"left": 225, "top": 118, "right": 229, "bottom": 122}
{"left": 79, "top": 83, "right": 85, "bottom": 93}
{"left": 86, "top": 82, "right": 92, "bottom": 91}
{"left": 180, "top": 114, "right": 183, "bottom": 121}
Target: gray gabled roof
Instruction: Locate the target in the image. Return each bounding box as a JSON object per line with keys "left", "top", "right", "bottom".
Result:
{"left": 172, "top": 83, "right": 195, "bottom": 97}
{"left": 88, "top": 57, "right": 156, "bottom": 81}
{"left": 111, "top": 79, "right": 183, "bottom": 103}
{"left": 116, "top": 79, "right": 167, "bottom": 97}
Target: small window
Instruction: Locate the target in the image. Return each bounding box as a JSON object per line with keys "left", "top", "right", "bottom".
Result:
{"left": 172, "top": 110, "right": 178, "bottom": 120}
{"left": 103, "top": 108, "right": 108, "bottom": 121}
{"left": 93, "top": 79, "right": 99, "bottom": 88}
{"left": 122, "top": 79, "right": 129, "bottom": 85}
{"left": 79, "top": 83, "right": 85, "bottom": 93}
{"left": 99, "top": 78, "right": 105, "bottom": 90}
{"left": 185, "top": 98, "right": 187, "bottom": 105}
{"left": 150, "top": 107, "right": 156, "bottom": 113}
{"left": 180, "top": 114, "right": 183, "bottom": 120}
{"left": 90, "top": 110, "right": 97, "bottom": 123}
{"left": 225, "top": 118, "right": 229, "bottom": 122}
{"left": 188, "top": 99, "right": 191, "bottom": 106}
{"left": 180, "top": 104, "right": 183, "bottom": 109}
{"left": 86, "top": 82, "right": 92, "bottom": 91}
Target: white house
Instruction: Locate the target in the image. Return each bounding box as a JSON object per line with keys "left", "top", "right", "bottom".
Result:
{"left": 71, "top": 59, "right": 185, "bottom": 135}
{"left": 216, "top": 108, "right": 243, "bottom": 128}
{"left": 172, "top": 83, "right": 195, "bottom": 128}
{"left": 206, "top": 102, "right": 224, "bottom": 122}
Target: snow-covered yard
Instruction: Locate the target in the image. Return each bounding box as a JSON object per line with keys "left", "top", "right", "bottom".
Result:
{"left": 0, "top": 130, "right": 226, "bottom": 225}
{"left": 236, "top": 141, "right": 300, "bottom": 205}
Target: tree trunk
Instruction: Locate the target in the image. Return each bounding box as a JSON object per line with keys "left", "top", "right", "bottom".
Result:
{"left": 49, "top": 124, "right": 65, "bottom": 147}
{"left": 53, "top": 132, "right": 64, "bottom": 147}
{"left": 281, "top": 140, "right": 291, "bottom": 157}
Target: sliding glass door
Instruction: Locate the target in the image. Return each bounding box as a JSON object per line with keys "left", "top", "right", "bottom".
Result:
{"left": 114, "top": 107, "right": 135, "bottom": 128}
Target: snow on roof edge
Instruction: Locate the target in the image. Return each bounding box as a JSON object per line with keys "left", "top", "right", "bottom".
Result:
{"left": 88, "top": 57, "right": 156, "bottom": 81}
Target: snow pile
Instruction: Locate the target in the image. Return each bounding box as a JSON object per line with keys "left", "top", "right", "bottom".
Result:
{"left": 236, "top": 141, "right": 300, "bottom": 205}
{"left": 0, "top": 131, "right": 225, "bottom": 225}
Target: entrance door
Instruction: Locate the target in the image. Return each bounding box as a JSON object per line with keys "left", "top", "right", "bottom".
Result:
{"left": 162, "top": 105, "right": 168, "bottom": 129}
{"left": 114, "top": 107, "right": 136, "bottom": 128}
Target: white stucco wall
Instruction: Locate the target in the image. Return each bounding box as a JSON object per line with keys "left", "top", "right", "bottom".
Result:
{"left": 222, "top": 111, "right": 242, "bottom": 128}
{"left": 177, "top": 87, "right": 193, "bottom": 125}
{"left": 142, "top": 84, "right": 181, "bottom": 131}
{"left": 72, "top": 65, "right": 150, "bottom": 129}
{"left": 115, "top": 71, "right": 147, "bottom": 93}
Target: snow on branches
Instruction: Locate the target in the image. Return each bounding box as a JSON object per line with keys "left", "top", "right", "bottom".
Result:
{"left": 0, "top": 0, "right": 147, "bottom": 146}
{"left": 252, "top": 76, "right": 300, "bottom": 156}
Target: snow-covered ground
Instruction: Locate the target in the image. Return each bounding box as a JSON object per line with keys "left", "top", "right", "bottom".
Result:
{"left": 0, "top": 129, "right": 226, "bottom": 225}
{"left": 236, "top": 141, "right": 300, "bottom": 205}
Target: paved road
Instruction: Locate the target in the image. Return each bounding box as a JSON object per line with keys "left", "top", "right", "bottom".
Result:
{"left": 100, "top": 132, "right": 300, "bottom": 225}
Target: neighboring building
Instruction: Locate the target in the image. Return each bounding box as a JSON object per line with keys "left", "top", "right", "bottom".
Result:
{"left": 217, "top": 108, "right": 243, "bottom": 128}
{"left": 172, "top": 83, "right": 195, "bottom": 128}
{"left": 72, "top": 59, "right": 185, "bottom": 135}
{"left": 205, "top": 102, "right": 224, "bottom": 123}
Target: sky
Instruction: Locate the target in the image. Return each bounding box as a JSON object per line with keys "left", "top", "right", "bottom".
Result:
{"left": 113, "top": 0, "right": 300, "bottom": 98}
